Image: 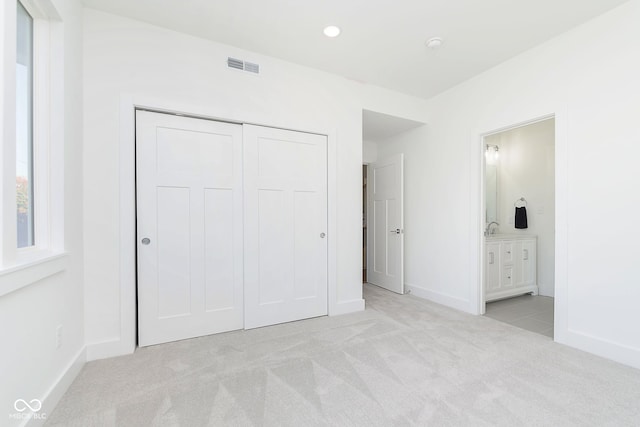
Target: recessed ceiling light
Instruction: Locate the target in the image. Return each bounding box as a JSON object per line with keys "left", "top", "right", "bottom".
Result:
{"left": 323, "top": 26, "right": 341, "bottom": 38}
{"left": 425, "top": 37, "right": 444, "bottom": 49}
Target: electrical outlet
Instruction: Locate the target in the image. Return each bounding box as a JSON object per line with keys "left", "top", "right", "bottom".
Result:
{"left": 56, "top": 325, "right": 63, "bottom": 349}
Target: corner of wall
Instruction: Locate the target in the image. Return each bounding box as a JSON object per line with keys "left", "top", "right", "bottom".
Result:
{"left": 25, "top": 346, "right": 86, "bottom": 427}
{"left": 406, "top": 283, "right": 474, "bottom": 314}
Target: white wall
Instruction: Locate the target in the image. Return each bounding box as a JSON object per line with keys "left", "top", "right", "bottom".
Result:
{"left": 488, "top": 119, "right": 555, "bottom": 296}
{"left": 382, "top": 0, "right": 640, "bottom": 368}
{"left": 81, "top": 1, "right": 640, "bottom": 370}
{"left": 376, "top": 126, "right": 475, "bottom": 310}
{"left": 0, "top": 0, "right": 84, "bottom": 424}
{"left": 82, "top": 9, "right": 429, "bottom": 359}
{"left": 362, "top": 139, "right": 378, "bottom": 164}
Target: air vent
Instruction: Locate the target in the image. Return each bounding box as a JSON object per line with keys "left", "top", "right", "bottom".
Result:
{"left": 244, "top": 61, "right": 260, "bottom": 74}
{"left": 227, "top": 57, "right": 244, "bottom": 70}
{"left": 227, "top": 57, "right": 260, "bottom": 75}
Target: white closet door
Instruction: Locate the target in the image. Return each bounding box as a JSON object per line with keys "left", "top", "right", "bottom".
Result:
{"left": 367, "top": 154, "right": 404, "bottom": 294}
{"left": 243, "top": 125, "right": 328, "bottom": 329}
{"left": 136, "top": 111, "right": 244, "bottom": 347}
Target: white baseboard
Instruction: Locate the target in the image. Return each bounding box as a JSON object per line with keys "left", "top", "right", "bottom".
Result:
{"left": 330, "top": 298, "right": 365, "bottom": 316}
{"left": 406, "top": 284, "right": 472, "bottom": 313}
{"left": 86, "top": 337, "right": 135, "bottom": 362}
{"left": 24, "top": 346, "right": 86, "bottom": 427}
{"left": 564, "top": 329, "right": 640, "bottom": 370}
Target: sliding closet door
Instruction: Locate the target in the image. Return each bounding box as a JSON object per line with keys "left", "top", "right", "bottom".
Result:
{"left": 243, "top": 125, "right": 328, "bottom": 329}
{"left": 136, "top": 111, "right": 244, "bottom": 346}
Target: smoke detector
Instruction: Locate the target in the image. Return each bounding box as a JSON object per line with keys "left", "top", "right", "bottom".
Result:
{"left": 425, "top": 37, "right": 444, "bottom": 49}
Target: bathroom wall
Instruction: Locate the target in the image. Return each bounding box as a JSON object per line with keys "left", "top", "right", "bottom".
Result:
{"left": 491, "top": 119, "right": 555, "bottom": 297}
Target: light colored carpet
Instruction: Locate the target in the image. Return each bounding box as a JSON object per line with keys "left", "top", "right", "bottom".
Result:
{"left": 47, "top": 285, "right": 640, "bottom": 426}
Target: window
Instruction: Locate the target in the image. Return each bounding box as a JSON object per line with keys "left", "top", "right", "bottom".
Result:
{"left": 16, "top": 1, "right": 34, "bottom": 248}
{"left": 1, "top": 0, "right": 65, "bottom": 291}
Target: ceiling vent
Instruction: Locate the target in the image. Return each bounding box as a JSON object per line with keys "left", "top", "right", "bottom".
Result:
{"left": 244, "top": 61, "right": 260, "bottom": 74}
{"left": 227, "top": 57, "right": 260, "bottom": 75}
{"left": 227, "top": 57, "right": 244, "bottom": 70}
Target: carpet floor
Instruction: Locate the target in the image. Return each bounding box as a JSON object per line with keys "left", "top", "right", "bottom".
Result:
{"left": 46, "top": 284, "right": 640, "bottom": 426}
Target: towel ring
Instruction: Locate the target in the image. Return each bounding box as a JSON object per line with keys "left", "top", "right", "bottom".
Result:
{"left": 514, "top": 197, "right": 527, "bottom": 207}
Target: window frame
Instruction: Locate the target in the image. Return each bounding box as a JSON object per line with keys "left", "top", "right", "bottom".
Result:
{"left": 16, "top": 0, "right": 36, "bottom": 250}
{"left": 0, "top": 0, "right": 66, "bottom": 295}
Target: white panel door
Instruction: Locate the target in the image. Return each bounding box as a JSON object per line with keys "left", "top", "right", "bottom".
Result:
{"left": 367, "top": 154, "right": 404, "bottom": 294}
{"left": 136, "top": 111, "right": 244, "bottom": 347}
{"left": 243, "top": 125, "right": 328, "bottom": 329}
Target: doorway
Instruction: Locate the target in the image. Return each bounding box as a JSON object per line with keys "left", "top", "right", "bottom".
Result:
{"left": 366, "top": 154, "right": 405, "bottom": 294}
{"left": 362, "top": 165, "right": 367, "bottom": 282}
{"left": 481, "top": 117, "right": 556, "bottom": 338}
{"left": 361, "top": 109, "right": 424, "bottom": 296}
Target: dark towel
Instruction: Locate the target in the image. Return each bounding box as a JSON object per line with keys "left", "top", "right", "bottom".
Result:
{"left": 515, "top": 207, "right": 528, "bottom": 229}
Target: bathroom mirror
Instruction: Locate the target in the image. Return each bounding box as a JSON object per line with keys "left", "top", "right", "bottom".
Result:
{"left": 486, "top": 164, "right": 498, "bottom": 223}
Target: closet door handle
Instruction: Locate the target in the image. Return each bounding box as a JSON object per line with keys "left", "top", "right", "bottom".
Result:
{"left": 489, "top": 252, "right": 494, "bottom": 265}
{"left": 523, "top": 249, "right": 528, "bottom": 260}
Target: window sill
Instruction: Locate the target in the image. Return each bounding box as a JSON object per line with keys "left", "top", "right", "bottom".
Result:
{"left": 0, "top": 252, "right": 68, "bottom": 298}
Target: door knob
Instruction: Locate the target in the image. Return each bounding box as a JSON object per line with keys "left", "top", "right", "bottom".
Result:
{"left": 141, "top": 238, "right": 151, "bottom": 245}
{"left": 389, "top": 229, "right": 401, "bottom": 234}
{"left": 320, "top": 233, "right": 326, "bottom": 238}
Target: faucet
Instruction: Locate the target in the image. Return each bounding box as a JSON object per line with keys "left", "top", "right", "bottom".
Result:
{"left": 485, "top": 221, "right": 499, "bottom": 236}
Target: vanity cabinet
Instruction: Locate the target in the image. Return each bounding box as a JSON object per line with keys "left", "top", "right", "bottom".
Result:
{"left": 485, "top": 236, "right": 537, "bottom": 302}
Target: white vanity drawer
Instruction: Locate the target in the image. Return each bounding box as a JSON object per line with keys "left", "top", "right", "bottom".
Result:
{"left": 501, "top": 266, "right": 514, "bottom": 288}
{"left": 501, "top": 242, "right": 514, "bottom": 265}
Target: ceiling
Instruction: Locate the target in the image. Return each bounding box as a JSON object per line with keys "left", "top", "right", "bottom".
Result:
{"left": 81, "top": 0, "right": 629, "bottom": 99}
{"left": 363, "top": 110, "right": 424, "bottom": 142}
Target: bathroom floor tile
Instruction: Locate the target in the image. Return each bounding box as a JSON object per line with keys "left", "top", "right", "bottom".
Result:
{"left": 510, "top": 316, "right": 555, "bottom": 334}
{"left": 484, "top": 295, "right": 555, "bottom": 338}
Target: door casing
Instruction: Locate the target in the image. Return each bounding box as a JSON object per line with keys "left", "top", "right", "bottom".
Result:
{"left": 91, "top": 96, "right": 355, "bottom": 360}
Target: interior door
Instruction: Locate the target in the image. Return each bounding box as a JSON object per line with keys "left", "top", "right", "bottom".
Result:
{"left": 136, "top": 111, "right": 244, "bottom": 347}
{"left": 367, "top": 154, "right": 404, "bottom": 294}
{"left": 243, "top": 124, "right": 328, "bottom": 329}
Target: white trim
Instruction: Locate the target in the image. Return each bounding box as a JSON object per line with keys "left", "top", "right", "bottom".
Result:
{"left": 330, "top": 298, "right": 366, "bottom": 316}
{"left": 406, "top": 283, "right": 471, "bottom": 313}
{"left": 471, "top": 126, "right": 484, "bottom": 315}
{"left": 485, "top": 285, "right": 539, "bottom": 302}
{"left": 553, "top": 107, "right": 569, "bottom": 345}
{"left": 1, "top": 0, "right": 65, "bottom": 281}
{"left": 565, "top": 330, "right": 640, "bottom": 370}
{"left": 31, "top": 17, "right": 51, "bottom": 253}
{"left": 105, "top": 93, "right": 347, "bottom": 360}
{"left": 86, "top": 337, "right": 130, "bottom": 362}
{"left": 117, "top": 96, "right": 137, "bottom": 360}
{"left": 473, "top": 111, "right": 567, "bottom": 344}
{"left": 23, "top": 346, "right": 85, "bottom": 427}
{"left": 326, "top": 131, "right": 338, "bottom": 316}
{"left": 1, "top": 0, "right": 19, "bottom": 266}
{"left": 0, "top": 252, "right": 66, "bottom": 297}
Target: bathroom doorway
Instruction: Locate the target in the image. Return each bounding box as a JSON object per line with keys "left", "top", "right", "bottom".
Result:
{"left": 481, "top": 117, "right": 556, "bottom": 338}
